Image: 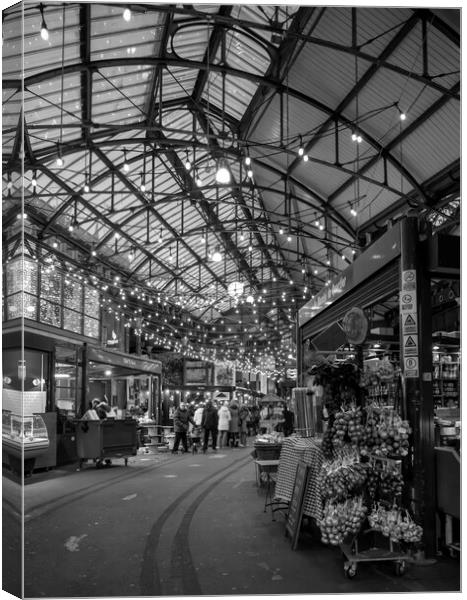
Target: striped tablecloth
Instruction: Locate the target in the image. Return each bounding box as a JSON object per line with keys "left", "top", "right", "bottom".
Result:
{"left": 274, "top": 436, "right": 324, "bottom": 522}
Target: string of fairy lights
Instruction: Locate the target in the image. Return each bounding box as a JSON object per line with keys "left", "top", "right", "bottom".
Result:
{"left": 5, "top": 222, "right": 297, "bottom": 380}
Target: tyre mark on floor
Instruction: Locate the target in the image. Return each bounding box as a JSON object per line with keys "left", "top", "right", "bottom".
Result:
{"left": 140, "top": 454, "right": 252, "bottom": 596}
{"left": 169, "top": 455, "right": 253, "bottom": 596}
{"left": 24, "top": 457, "right": 182, "bottom": 521}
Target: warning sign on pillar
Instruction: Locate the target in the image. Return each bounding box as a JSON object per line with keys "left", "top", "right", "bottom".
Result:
{"left": 404, "top": 356, "right": 419, "bottom": 378}
{"left": 402, "top": 313, "right": 418, "bottom": 335}
{"left": 403, "top": 334, "right": 419, "bottom": 356}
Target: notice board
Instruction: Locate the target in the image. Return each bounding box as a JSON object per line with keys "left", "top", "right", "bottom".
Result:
{"left": 285, "top": 460, "right": 310, "bottom": 550}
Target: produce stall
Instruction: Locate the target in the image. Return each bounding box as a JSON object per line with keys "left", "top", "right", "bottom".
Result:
{"left": 75, "top": 418, "right": 138, "bottom": 469}
{"left": 316, "top": 400, "right": 420, "bottom": 578}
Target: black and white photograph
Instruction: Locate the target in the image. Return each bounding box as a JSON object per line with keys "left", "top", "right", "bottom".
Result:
{"left": 1, "top": 1, "right": 462, "bottom": 599}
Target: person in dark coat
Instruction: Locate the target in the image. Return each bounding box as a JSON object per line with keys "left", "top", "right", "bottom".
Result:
{"left": 201, "top": 400, "right": 218, "bottom": 453}
{"left": 228, "top": 401, "right": 240, "bottom": 447}
{"left": 172, "top": 401, "right": 195, "bottom": 453}
{"left": 283, "top": 406, "right": 295, "bottom": 437}
{"left": 238, "top": 403, "right": 250, "bottom": 447}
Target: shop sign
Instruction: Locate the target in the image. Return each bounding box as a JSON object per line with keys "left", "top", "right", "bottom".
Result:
{"left": 106, "top": 329, "right": 119, "bottom": 347}
{"left": 298, "top": 222, "right": 401, "bottom": 327}
{"left": 342, "top": 307, "right": 368, "bottom": 345}
{"left": 87, "top": 346, "right": 162, "bottom": 373}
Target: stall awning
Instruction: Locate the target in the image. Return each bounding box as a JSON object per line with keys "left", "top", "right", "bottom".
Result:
{"left": 301, "top": 259, "right": 400, "bottom": 341}
{"left": 87, "top": 346, "right": 162, "bottom": 375}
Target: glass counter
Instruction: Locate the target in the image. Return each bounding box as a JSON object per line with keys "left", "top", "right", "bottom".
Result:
{"left": 2, "top": 411, "right": 50, "bottom": 459}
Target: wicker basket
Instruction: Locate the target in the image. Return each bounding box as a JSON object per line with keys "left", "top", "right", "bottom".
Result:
{"left": 254, "top": 443, "right": 282, "bottom": 460}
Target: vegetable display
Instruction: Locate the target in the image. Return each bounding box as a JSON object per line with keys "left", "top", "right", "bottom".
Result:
{"left": 319, "top": 496, "right": 368, "bottom": 545}
{"left": 313, "top": 360, "right": 422, "bottom": 560}
{"left": 321, "top": 451, "right": 368, "bottom": 500}
{"left": 360, "top": 405, "right": 411, "bottom": 458}
{"left": 368, "top": 503, "right": 423, "bottom": 544}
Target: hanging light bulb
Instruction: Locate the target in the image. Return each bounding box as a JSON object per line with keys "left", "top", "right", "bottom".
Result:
{"left": 83, "top": 173, "right": 90, "bottom": 193}
{"left": 123, "top": 148, "right": 130, "bottom": 173}
{"left": 184, "top": 150, "right": 191, "bottom": 171}
{"left": 211, "top": 245, "right": 223, "bottom": 262}
{"left": 215, "top": 159, "right": 230, "bottom": 184}
{"left": 195, "top": 170, "right": 202, "bottom": 187}
{"left": 245, "top": 155, "right": 251, "bottom": 166}
{"left": 298, "top": 135, "right": 304, "bottom": 157}
{"left": 123, "top": 7, "right": 131, "bottom": 22}
{"left": 140, "top": 172, "right": 146, "bottom": 192}
{"left": 247, "top": 168, "right": 253, "bottom": 179}
{"left": 56, "top": 144, "right": 64, "bottom": 167}
{"left": 350, "top": 203, "right": 357, "bottom": 217}
{"left": 39, "top": 4, "right": 49, "bottom": 41}
{"left": 31, "top": 170, "right": 37, "bottom": 189}
{"left": 279, "top": 227, "right": 284, "bottom": 235}
{"left": 303, "top": 154, "right": 309, "bottom": 162}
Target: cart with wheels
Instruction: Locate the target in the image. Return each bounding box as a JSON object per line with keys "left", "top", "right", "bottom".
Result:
{"left": 340, "top": 529, "right": 410, "bottom": 578}
{"left": 75, "top": 418, "right": 138, "bottom": 469}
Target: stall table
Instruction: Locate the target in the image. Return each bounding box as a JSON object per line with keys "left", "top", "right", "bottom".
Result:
{"left": 274, "top": 436, "right": 324, "bottom": 522}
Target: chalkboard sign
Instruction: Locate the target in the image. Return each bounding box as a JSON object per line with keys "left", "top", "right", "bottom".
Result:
{"left": 285, "top": 460, "right": 310, "bottom": 550}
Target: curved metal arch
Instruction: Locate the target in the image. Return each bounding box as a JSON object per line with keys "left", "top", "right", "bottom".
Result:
{"left": 169, "top": 19, "right": 279, "bottom": 65}
{"left": 11, "top": 55, "right": 423, "bottom": 191}
{"left": 15, "top": 58, "right": 427, "bottom": 218}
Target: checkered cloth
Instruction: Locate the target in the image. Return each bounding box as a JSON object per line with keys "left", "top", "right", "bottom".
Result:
{"left": 274, "top": 436, "right": 324, "bottom": 522}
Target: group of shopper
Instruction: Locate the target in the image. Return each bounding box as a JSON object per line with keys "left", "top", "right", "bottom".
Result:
{"left": 171, "top": 399, "right": 252, "bottom": 454}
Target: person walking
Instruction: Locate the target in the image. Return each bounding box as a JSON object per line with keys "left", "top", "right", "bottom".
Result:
{"left": 238, "top": 402, "right": 250, "bottom": 447}
{"left": 172, "top": 401, "right": 195, "bottom": 453}
{"left": 228, "top": 401, "right": 240, "bottom": 448}
{"left": 201, "top": 400, "right": 218, "bottom": 453}
{"left": 217, "top": 401, "right": 231, "bottom": 449}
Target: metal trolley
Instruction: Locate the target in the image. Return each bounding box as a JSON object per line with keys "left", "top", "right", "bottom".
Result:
{"left": 75, "top": 418, "right": 138, "bottom": 469}
{"left": 340, "top": 455, "right": 410, "bottom": 579}
{"left": 340, "top": 531, "right": 409, "bottom": 579}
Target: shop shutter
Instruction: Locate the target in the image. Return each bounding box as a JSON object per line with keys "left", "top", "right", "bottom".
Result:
{"left": 301, "top": 259, "right": 400, "bottom": 340}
